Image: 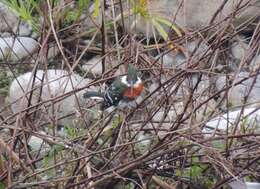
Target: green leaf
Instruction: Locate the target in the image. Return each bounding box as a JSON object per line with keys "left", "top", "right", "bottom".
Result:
{"left": 93, "top": 0, "right": 100, "bottom": 18}
{"left": 0, "top": 0, "right": 41, "bottom": 32}
{"left": 151, "top": 18, "right": 169, "bottom": 41}
{"left": 154, "top": 16, "right": 182, "bottom": 37}
{"left": 0, "top": 182, "right": 5, "bottom": 189}
{"left": 111, "top": 115, "right": 123, "bottom": 129}
{"left": 190, "top": 165, "right": 203, "bottom": 177}
{"left": 65, "top": 126, "right": 79, "bottom": 139}
{"left": 76, "top": 0, "right": 90, "bottom": 21}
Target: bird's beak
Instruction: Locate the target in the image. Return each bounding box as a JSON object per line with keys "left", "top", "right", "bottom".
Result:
{"left": 130, "top": 81, "right": 134, "bottom": 95}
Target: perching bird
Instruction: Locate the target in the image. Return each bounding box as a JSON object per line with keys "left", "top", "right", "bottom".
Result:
{"left": 83, "top": 64, "right": 143, "bottom": 109}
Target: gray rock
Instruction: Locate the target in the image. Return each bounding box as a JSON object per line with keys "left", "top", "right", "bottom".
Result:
{"left": 157, "top": 52, "right": 186, "bottom": 69}
{"left": 82, "top": 56, "right": 103, "bottom": 76}
{"left": 166, "top": 0, "right": 260, "bottom": 30}
{"left": 0, "top": 2, "right": 19, "bottom": 33}
{"left": 228, "top": 37, "right": 260, "bottom": 72}
{"left": 203, "top": 107, "right": 260, "bottom": 137}
{"left": 157, "top": 40, "right": 210, "bottom": 69}
{"left": 148, "top": 107, "right": 182, "bottom": 131}
{"left": 0, "top": 37, "right": 39, "bottom": 61}
{"left": 229, "top": 180, "right": 247, "bottom": 189}
{"left": 0, "top": 3, "right": 32, "bottom": 36}
{"left": 250, "top": 54, "right": 260, "bottom": 71}
{"left": 8, "top": 69, "right": 97, "bottom": 126}
{"left": 17, "top": 22, "right": 32, "bottom": 36}
{"left": 185, "top": 40, "right": 209, "bottom": 56}
{"left": 119, "top": 0, "right": 260, "bottom": 37}
{"left": 231, "top": 40, "right": 248, "bottom": 61}
{"left": 136, "top": 132, "right": 152, "bottom": 153}
{"left": 216, "top": 72, "right": 260, "bottom": 106}
{"left": 229, "top": 180, "right": 260, "bottom": 189}
{"left": 28, "top": 131, "right": 50, "bottom": 153}
{"left": 246, "top": 182, "right": 260, "bottom": 189}
{"left": 47, "top": 45, "right": 60, "bottom": 59}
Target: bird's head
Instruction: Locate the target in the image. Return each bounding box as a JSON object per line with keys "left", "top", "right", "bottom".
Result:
{"left": 126, "top": 64, "right": 138, "bottom": 85}
{"left": 121, "top": 64, "right": 143, "bottom": 99}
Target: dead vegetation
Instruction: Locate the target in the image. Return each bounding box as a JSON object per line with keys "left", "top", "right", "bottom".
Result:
{"left": 0, "top": 0, "right": 259, "bottom": 188}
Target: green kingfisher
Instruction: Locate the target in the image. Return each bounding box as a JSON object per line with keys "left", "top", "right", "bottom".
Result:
{"left": 83, "top": 64, "right": 144, "bottom": 109}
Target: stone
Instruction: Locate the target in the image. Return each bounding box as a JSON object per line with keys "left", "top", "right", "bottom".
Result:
{"left": 229, "top": 180, "right": 260, "bottom": 189}
{"left": 118, "top": 0, "right": 260, "bottom": 37}
{"left": 152, "top": 108, "right": 176, "bottom": 124}
{"left": 250, "top": 54, "right": 260, "bottom": 71}
{"left": 0, "top": 37, "right": 39, "bottom": 61}
{"left": 0, "top": 3, "right": 32, "bottom": 36}
{"left": 17, "top": 22, "right": 32, "bottom": 36}
{"left": 246, "top": 182, "right": 260, "bottom": 189}
{"left": 156, "top": 39, "right": 210, "bottom": 69}
{"left": 28, "top": 132, "right": 50, "bottom": 153}
{"left": 0, "top": 2, "right": 19, "bottom": 33}
{"left": 231, "top": 40, "right": 248, "bottom": 61}
{"left": 148, "top": 73, "right": 216, "bottom": 122}
{"left": 216, "top": 72, "right": 260, "bottom": 107}
{"left": 228, "top": 180, "right": 247, "bottom": 189}
{"left": 203, "top": 107, "right": 260, "bottom": 137}
{"left": 167, "top": 0, "right": 260, "bottom": 30}
{"left": 157, "top": 52, "right": 186, "bottom": 69}
{"left": 8, "top": 69, "right": 98, "bottom": 126}
{"left": 47, "top": 45, "right": 60, "bottom": 59}
{"left": 228, "top": 37, "right": 259, "bottom": 71}
{"left": 82, "top": 56, "right": 103, "bottom": 76}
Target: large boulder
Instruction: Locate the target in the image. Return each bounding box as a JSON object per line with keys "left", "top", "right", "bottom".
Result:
{"left": 216, "top": 72, "right": 260, "bottom": 107}
{"left": 119, "top": 0, "right": 260, "bottom": 37}
{"left": 203, "top": 107, "right": 260, "bottom": 137}
{"left": 0, "top": 2, "right": 19, "bottom": 34}
{"left": 8, "top": 69, "right": 97, "bottom": 126}
{"left": 0, "top": 3, "right": 32, "bottom": 36}
{"left": 0, "top": 37, "right": 39, "bottom": 61}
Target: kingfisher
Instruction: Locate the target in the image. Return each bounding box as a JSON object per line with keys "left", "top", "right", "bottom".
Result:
{"left": 83, "top": 64, "right": 144, "bottom": 109}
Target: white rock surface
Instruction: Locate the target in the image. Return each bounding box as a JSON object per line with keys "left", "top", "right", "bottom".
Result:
{"left": 184, "top": 40, "right": 210, "bottom": 58}
{"left": 157, "top": 52, "right": 186, "bottom": 69}
{"left": 119, "top": 0, "right": 260, "bottom": 37}
{"left": 0, "top": 37, "right": 39, "bottom": 61}
{"left": 216, "top": 72, "right": 260, "bottom": 106}
{"left": 8, "top": 69, "right": 95, "bottom": 126}
{"left": 152, "top": 108, "right": 177, "bottom": 124}
{"left": 157, "top": 40, "right": 210, "bottom": 69}
{"left": 0, "top": 2, "right": 19, "bottom": 33}
{"left": 148, "top": 74, "right": 214, "bottom": 122}
{"left": 47, "top": 45, "right": 60, "bottom": 59}
{"left": 231, "top": 40, "right": 248, "bottom": 61}
{"left": 250, "top": 54, "right": 260, "bottom": 71}
{"left": 0, "top": 3, "right": 32, "bottom": 36}
{"left": 28, "top": 132, "right": 50, "bottom": 152}
{"left": 17, "top": 22, "right": 32, "bottom": 36}
{"left": 229, "top": 180, "right": 260, "bottom": 189}
{"left": 169, "top": 0, "right": 260, "bottom": 30}
{"left": 246, "top": 182, "right": 260, "bottom": 189}
{"left": 203, "top": 107, "right": 260, "bottom": 136}
{"left": 82, "top": 56, "right": 103, "bottom": 76}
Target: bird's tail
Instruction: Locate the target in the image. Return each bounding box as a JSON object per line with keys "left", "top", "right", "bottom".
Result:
{"left": 83, "top": 91, "right": 104, "bottom": 100}
{"left": 83, "top": 91, "right": 111, "bottom": 110}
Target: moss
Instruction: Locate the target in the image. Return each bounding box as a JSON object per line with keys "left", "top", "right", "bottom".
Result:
{"left": 0, "top": 69, "right": 12, "bottom": 96}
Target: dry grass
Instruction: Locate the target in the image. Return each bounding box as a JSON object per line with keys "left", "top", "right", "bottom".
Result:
{"left": 0, "top": 0, "right": 259, "bottom": 188}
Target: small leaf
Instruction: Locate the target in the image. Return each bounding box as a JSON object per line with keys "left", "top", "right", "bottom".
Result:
{"left": 93, "top": 0, "right": 100, "bottom": 18}
{"left": 139, "top": 0, "right": 148, "bottom": 10}
{"left": 0, "top": 182, "right": 5, "bottom": 189}
{"left": 154, "top": 16, "right": 182, "bottom": 37}
{"left": 111, "top": 115, "right": 122, "bottom": 129}
{"left": 151, "top": 18, "right": 169, "bottom": 41}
